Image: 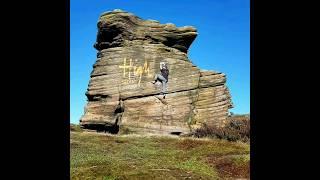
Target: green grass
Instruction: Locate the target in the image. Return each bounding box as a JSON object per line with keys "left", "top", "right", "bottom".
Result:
{"left": 71, "top": 129, "right": 250, "bottom": 179}
{"left": 70, "top": 124, "right": 83, "bottom": 132}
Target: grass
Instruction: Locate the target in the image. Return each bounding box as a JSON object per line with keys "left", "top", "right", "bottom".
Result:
{"left": 70, "top": 123, "right": 83, "bottom": 132}
{"left": 71, "top": 125, "right": 250, "bottom": 179}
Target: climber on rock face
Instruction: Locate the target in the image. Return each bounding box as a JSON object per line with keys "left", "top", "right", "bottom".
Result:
{"left": 152, "top": 62, "right": 169, "bottom": 99}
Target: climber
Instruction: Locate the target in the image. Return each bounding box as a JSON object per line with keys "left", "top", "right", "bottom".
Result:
{"left": 151, "top": 62, "right": 169, "bottom": 99}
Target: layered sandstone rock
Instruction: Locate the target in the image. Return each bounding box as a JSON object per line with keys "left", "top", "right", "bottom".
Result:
{"left": 80, "top": 9, "right": 233, "bottom": 134}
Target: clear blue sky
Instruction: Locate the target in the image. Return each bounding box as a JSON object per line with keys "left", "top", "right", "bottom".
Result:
{"left": 71, "top": 0, "right": 250, "bottom": 124}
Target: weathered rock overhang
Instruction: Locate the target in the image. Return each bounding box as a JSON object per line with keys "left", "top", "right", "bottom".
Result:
{"left": 80, "top": 9, "right": 233, "bottom": 135}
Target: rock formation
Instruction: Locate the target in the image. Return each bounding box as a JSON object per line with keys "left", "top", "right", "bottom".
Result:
{"left": 80, "top": 9, "right": 233, "bottom": 134}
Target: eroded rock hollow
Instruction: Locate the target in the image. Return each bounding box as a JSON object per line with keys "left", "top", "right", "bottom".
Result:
{"left": 80, "top": 9, "right": 233, "bottom": 134}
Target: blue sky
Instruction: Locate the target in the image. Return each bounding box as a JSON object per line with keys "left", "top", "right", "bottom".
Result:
{"left": 71, "top": 0, "right": 250, "bottom": 124}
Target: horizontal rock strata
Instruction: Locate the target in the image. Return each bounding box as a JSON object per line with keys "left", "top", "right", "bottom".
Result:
{"left": 80, "top": 9, "right": 233, "bottom": 134}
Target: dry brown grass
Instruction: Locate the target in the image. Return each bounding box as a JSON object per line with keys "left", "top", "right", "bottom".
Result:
{"left": 193, "top": 116, "right": 250, "bottom": 142}
{"left": 206, "top": 154, "right": 250, "bottom": 179}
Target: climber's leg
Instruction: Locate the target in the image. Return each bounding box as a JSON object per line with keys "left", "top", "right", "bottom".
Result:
{"left": 152, "top": 74, "right": 167, "bottom": 98}
{"left": 156, "top": 74, "right": 166, "bottom": 92}
{"left": 161, "top": 80, "right": 167, "bottom": 94}
{"left": 152, "top": 73, "right": 166, "bottom": 84}
{"left": 152, "top": 74, "right": 160, "bottom": 84}
{"left": 161, "top": 80, "right": 167, "bottom": 99}
{"left": 157, "top": 74, "right": 166, "bottom": 82}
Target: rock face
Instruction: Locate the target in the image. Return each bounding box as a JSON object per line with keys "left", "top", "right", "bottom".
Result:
{"left": 80, "top": 9, "right": 233, "bottom": 134}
